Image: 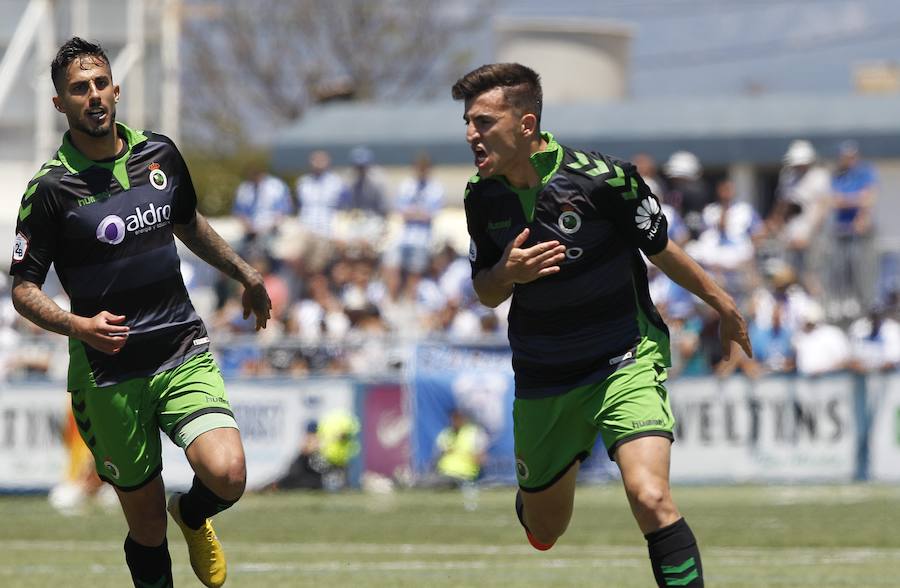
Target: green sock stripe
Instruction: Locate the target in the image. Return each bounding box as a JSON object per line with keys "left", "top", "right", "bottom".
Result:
{"left": 661, "top": 557, "right": 698, "bottom": 586}
{"left": 661, "top": 557, "right": 695, "bottom": 575}
{"left": 665, "top": 569, "right": 699, "bottom": 586}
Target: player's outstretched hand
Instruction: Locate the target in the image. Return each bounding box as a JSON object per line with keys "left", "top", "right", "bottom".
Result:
{"left": 718, "top": 307, "right": 752, "bottom": 361}
{"left": 74, "top": 311, "right": 129, "bottom": 355}
{"left": 242, "top": 279, "right": 272, "bottom": 331}
{"left": 500, "top": 228, "right": 566, "bottom": 285}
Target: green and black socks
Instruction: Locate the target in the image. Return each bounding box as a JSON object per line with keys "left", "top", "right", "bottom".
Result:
{"left": 645, "top": 517, "right": 703, "bottom": 587}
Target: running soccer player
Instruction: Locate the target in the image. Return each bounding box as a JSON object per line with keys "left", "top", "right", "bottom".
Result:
{"left": 10, "top": 38, "right": 272, "bottom": 588}
{"left": 453, "top": 63, "right": 752, "bottom": 587}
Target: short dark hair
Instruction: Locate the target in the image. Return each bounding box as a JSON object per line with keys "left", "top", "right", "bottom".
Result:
{"left": 451, "top": 63, "right": 543, "bottom": 124}
{"left": 51, "top": 37, "right": 111, "bottom": 94}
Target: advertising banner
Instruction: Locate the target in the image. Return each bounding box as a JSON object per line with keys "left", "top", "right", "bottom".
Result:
{"left": 668, "top": 375, "right": 858, "bottom": 482}
{"left": 408, "top": 343, "right": 616, "bottom": 484}
{"left": 162, "top": 378, "right": 355, "bottom": 490}
{"left": 361, "top": 383, "right": 410, "bottom": 481}
{"left": 868, "top": 373, "right": 900, "bottom": 481}
{"left": 0, "top": 384, "right": 68, "bottom": 490}
{"left": 0, "top": 379, "right": 355, "bottom": 492}
{"left": 0, "top": 371, "right": 875, "bottom": 491}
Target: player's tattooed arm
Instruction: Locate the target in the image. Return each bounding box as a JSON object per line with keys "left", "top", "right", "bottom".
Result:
{"left": 11, "top": 277, "right": 128, "bottom": 354}
{"left": 174, "top": 212, "right": 257, "bottom": 284}
{"left": 11, "top": 277, "right": 73, "bottom": 337}
{"left": 174, "top": 212, "right": 272, "bottom": 329}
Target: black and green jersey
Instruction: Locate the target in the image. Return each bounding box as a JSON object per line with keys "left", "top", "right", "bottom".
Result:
{"left": 464, "top": 132, "right": 671, "bottom": 399}
{"left": 10, "top": 123, "right": 209, "bottom": 388}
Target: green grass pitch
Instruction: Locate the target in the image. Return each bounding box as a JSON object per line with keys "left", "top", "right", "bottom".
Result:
{"left": 0, "top": 484, "right": 897, "bottom": 587}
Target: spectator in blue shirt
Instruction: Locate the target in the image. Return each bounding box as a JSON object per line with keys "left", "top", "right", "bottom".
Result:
{"left": 827, "top": 141, "right": 878, "bottom": 320}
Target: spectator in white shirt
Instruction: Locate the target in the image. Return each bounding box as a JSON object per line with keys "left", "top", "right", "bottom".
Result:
{"left": 701, "top": 179, "right": 763, "bottom": 243}
{"left": 232, "top": 165, "right": 293, "bottom": 247}
{"left": 792, "top": 302, "right": 849, "bottom": 376}
{"left": 296, "top": 150, "right": 346, "bottom": 241}
{"left": 847, "top": 304, "right": 900, "bottom": 373}
{"left": 385, "top": 153, "right": 445, "bottom": 275}
{"left": 767, "top": 140, "right": 831, "bottom": 294}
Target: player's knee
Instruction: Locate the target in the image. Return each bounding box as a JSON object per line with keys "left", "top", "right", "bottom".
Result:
{"left": 205, "top": 453, "right": 246, "bottom": 501}
{"left": 627, "top": 482, "right": 673, "bottom": 517}
{"left": 219, "top": 456, "right": 246, "bottom": 500}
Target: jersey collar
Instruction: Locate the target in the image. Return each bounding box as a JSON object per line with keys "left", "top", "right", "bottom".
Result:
{"left": 501, "top": 131, "right": 562, "bottom": 222}
{"left": 57, "top": 122, "right": 149, "bottom": 190}
{"left": 529, "top": 131, "right": 563, "bottom": 187}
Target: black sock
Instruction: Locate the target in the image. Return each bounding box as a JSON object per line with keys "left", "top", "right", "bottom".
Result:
{"left": 645, "top": 517, "right": 703, "bottom": 587}
{"left": 514, "top": 489, "right": 532, "bottom": 531}
{"left": 179, "top": 475, "right": 239, "bottom": 530}
{"left": 124, "top": 535, "right": 172, "bottom": 588}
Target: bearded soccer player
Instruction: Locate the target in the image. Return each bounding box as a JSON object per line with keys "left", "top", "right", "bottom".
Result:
{"left": 10, "top": 38, "right": 272, "bottom": 588}
{"left": 453, "top": 63, "right": 752, "bottom": 587}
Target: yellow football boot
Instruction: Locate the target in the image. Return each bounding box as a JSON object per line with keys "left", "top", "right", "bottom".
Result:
{"left": 167, "top": 492, "right": 227, "bottom": 587}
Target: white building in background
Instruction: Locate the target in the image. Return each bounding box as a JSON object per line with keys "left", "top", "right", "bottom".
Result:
{"left": 272, "top": 18, "right": 900, "bottom": 261}
{"left": 494, "top": 18, "right": 633, "bottom": 104}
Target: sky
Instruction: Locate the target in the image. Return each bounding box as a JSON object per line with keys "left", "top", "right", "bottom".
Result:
{"left": 493, "top": 0, "right": 900, "bottom": 97}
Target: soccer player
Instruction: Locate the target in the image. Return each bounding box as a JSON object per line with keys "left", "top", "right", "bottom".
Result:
{"left": 10, "top": 38, "right": 273, "bottom": 588}
{"left": 453, "top": 63, "right": 752, "bottom": 587}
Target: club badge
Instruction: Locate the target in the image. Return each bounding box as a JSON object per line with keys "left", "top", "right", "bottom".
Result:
{"left": 148, "top": 162, "right": 167, "bottom": 191}
{"left": 558, "top": 205, "right": 581, "bottom": 234}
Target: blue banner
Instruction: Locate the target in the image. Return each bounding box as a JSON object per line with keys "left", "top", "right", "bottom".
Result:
{"left": 408, "top": 343, "right": 616, "bottom": 484}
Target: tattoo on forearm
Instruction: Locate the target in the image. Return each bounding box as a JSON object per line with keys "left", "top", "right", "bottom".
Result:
{"left": 176, "top": 215, "right": 254, "bottom": 283}
{"left": 12, "top": 281, "right": 72, "bottom": 337}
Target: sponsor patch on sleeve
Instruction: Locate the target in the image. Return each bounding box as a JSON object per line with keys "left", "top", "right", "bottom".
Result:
{"left": 12, "top": 232, "right": 28, "bottom": 263}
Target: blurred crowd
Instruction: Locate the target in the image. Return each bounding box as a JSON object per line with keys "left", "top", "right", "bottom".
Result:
{"left": 2, "top": 140, "right": 899, "bottom": 381}
{"left": 644, "top": 140, "right": 899, "bottom": 378}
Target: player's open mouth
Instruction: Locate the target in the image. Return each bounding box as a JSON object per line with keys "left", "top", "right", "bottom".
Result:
{"left": 86, "top": 108, "right": 107, "bottom": 123}
{"left": 473, "top": 145, "right": 488, "bottom": 169}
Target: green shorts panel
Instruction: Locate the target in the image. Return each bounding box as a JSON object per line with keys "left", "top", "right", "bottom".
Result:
{"left": 154, "top": 352, "right": 236, "bottom": 447}
{"left": 513, "top": 360, "right": 675, "bottom": 491}
{"left": 70, "top": 352, "right": 236, "bottom": 490}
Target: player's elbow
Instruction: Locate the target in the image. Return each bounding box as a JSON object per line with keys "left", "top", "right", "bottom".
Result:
{"left": 475, "top": 290, "right": 506, "bottom": 308}
{"left": 475, "top": 294, "right": 498, "bottom": 308}
{"left": 473, "top": 275, "right": 512, "bottom": 308}
{"left": 10, "top": 280, "right": 37, "bottom": 316}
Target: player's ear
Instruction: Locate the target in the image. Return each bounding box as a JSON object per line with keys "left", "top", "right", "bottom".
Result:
{"left": 114, "top": 84, "right": 120, "bottom": 102}
{"left": 52, "top": 95, "right": 65, "bottom": 113}
{"left": 520, "top": 113, "right": 538, "bottom": 139}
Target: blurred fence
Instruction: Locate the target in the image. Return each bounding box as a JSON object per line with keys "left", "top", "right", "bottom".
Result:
{"left": 0, "top": 341, "right": 898, "bottom": 492}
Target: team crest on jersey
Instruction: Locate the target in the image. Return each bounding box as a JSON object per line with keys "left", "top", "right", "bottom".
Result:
{"left": 12, "top": 232, "right": 28, "bottom": 263}
{"left": 468, "top": 239, "right": 477, "bottom": 262}
{"left": 558, "top": 205, "right": 581, "bottom": 234}
{"left": 148, "top": 162, "right": 167, "bottom": 191}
